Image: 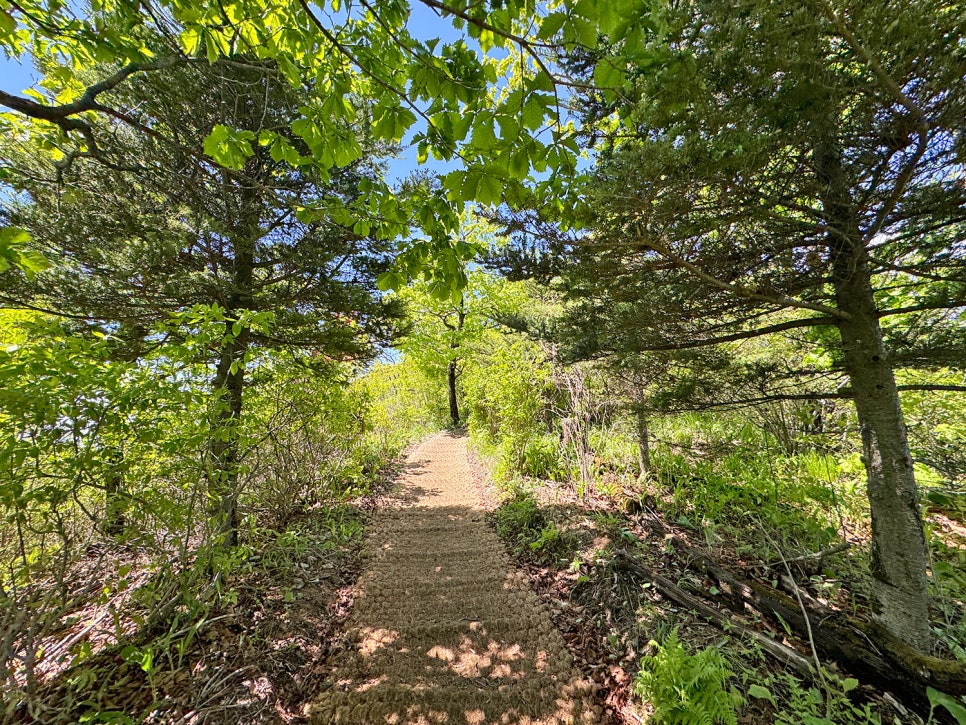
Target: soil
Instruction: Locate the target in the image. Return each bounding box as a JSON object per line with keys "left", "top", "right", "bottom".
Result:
{"left": 310, "top": 432, "right": 602, "bottom": 724}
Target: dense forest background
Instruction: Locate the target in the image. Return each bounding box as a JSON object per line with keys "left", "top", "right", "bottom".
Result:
{"left": 0, "top": 0, "right": 964, "bottom": 723}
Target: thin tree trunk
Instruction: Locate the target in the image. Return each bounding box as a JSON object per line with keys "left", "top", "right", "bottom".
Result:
{"left": 208, "top": 322, "right": 249, "bottom": 549}
{"left": 102, "top": 446, "right": 126, "bottom": 537}
{"left": 446, "top": 303, "right": 466, "bottom": 427}
{"left": 448, "top": 357, "right": 460, "bottom": 426}
{"left": 817, "top": 135, "right": 931, "bottom": 650}
{"left": 635, "top": 407, "right": 651, "bottom": 474}
{"left": 207, "top": 215, "right": 255, "bottom": 549}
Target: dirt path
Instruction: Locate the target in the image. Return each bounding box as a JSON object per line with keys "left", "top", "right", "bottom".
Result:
{"left": 310, "top": 432, "right": 599, "bottom": 724}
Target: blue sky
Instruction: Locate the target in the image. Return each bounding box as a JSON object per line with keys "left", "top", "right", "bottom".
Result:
{"left": 0, "top": 53, "right": 36, "bottom": 95}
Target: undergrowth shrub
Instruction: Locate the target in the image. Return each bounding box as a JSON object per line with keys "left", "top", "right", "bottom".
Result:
{"left": 522, "top": 434, "right": 566, "bottom": 480}
{"left": 746, "top": 671, "right": 881, "bottom": 725}
{"left": 634, "top": 628, "right": 742, "bottom": 725}
{"left": 491, "top": 491, "right": 578, "bottom": 565}
{"left": 643, "top": 414, "right": 868, "bottom": 561}
{"left": 463, "top": 338, "right": 552, "bottom": 481}
{"left": 572, "top": 549, "right": 647, "bottom": 626}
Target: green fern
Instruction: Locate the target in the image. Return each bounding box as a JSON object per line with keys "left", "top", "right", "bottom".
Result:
{"left": 634, "top": 629, "right": 743, "bottom": 725}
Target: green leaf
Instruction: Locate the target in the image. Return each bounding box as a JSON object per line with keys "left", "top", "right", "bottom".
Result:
{"left": 522, "top": 97, "right": 546, "bottom": 131}
{"left": 415, "top": 139, "right": 430, "bottom": 165}
{"left": 747, "top": 684, "right": 776, "bottom": 705}
{"left": 377, "top": 271, "right": 405, "bottom": 292}
{"left": 0, "top": 10, "right": 16, "bottom": 34}
{"left": 574, "top": 18, "right": 598, "bottom": 47}
{"left": 0, "top": 227, "right": 48, "bottom": 279}
{"left": 537, "top": 12, "right": 567, "bottom": 40}
{"left": 15, "top": 250, "right": 49, "bottom": 279}
{"left": 476, "top": 174, "right": 503, "bottom": 206}
{"left": 508, "top": 149, "right": 529, "bottom": 180}
{"left": 203, "top": 124, "right": 256, "bottom": 169}
{"left": 204, "top": 32, "right": 219, "bottom": 63}
{"left": 571, "top": 0, "right": 599, "bottom": 22}
{"left": 376, "top": 272, "right": 391, "bottom": 292}
{"left": 841, "top": 678, "right": 859, "bottom": 693}
{"left": 470, "top": 117, "right": 498, "bottom": 150}
{"left": 268, "top": 135, "right": 302, "bottom": 165}
{"left": 927, "top": 688, "right": 966, "bottom": 724}
{"left": 594, "top": 59, "right": 625, "bottom": 90}
{"left": 461, "top": 172, "right": 481, "bottom": 201}
{"left": 0, "top": 226, "right": 30, "bottom": 249}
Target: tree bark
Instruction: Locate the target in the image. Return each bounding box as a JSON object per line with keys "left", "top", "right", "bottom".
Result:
{"left": 102, "top": 447, "right": 126, "bottom": 537}
{"left": 816, "top": 135, "right": 931, "bottom": 651}
{"left": 635, "top": 406, "right": 651, "bottom": 474}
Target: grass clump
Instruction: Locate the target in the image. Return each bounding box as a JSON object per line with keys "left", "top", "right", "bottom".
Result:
{"left": 491, "top": 490, "right": 579, "bottom": 566}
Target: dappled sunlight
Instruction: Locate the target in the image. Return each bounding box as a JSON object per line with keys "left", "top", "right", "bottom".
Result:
{"left": 425, "top": 628, "right": 530, "bottom": 680}
{"left": 311, "top": 434, "right": 599, "bottom": 723}
{"left": 358, "top": 627, "right": 399, "bottom": 656}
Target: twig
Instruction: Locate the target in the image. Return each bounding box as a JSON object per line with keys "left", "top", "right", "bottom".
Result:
{"left": 748, "top": 541, "right": 852, "bottom": 569}
{"left": 763, "top": 527, "right": 831, "bottom": 717}
{"left": 612, "top": 550, "right": 816, "bottom": 679}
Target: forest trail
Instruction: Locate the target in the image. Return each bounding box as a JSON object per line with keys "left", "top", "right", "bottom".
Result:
{"left": 310, "top": 432, "right": 600, "bottom": 724}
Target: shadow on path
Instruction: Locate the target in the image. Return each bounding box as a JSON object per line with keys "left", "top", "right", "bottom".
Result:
{"left": 311, "top": 433, "right": 598, "bottom": 724}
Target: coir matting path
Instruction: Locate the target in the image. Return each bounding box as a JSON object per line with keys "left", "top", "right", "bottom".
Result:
{"left": 311, "top": 432, "right": 600, "bottom": 724}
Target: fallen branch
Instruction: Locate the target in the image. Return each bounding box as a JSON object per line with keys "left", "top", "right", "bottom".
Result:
{"left": 687, "top": 554, "right": 966, "bottom": 714}
{"left": 611, "top": 550, "right": 816, "bottom": 679}
{"left": 766, "top": 541, "right": 851, "bottom": 568}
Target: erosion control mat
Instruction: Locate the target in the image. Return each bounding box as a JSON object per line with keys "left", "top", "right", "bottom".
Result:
{"left": 311, "top": 433, "right": 600, "bottom": 724}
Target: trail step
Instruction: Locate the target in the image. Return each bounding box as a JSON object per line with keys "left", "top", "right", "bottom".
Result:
{"left": 309, "top": 433, "right": 600, "bottom": 724}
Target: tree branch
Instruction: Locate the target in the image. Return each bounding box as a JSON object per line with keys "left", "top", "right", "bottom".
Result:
{"left": 813, "top": 0, "right": 930, "bottom": 244}
{"left": 632, "top": 316, "right": 838, "bottom": 351}
{"left": 638, "top": 234, "right": 850, "bottom": 320}
{"left": 0, "top": 59, "right": 181, "bottom": 124}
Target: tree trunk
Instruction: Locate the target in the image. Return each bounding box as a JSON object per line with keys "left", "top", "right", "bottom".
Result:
{"left": 448, "top": 357, "right": 460, "bottom": 426}
{"left": 207, "top": 215, "right": 255, "bottom": 549}
{"left": 208, "top": 322, "right": 249, "bottom": 549}
{"left": 102, "top": 446, "right": 126, "bottom": 537}
{"left": 446, "top": 303, "right": 466, "bottom": 428}
{"left": 635, "top": 407, "right": 651, "bottom": 474}
{"left": 817, "top": 135, "right": 931, "bottom": 651}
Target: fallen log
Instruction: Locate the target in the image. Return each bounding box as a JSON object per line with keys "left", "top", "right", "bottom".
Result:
{"left": 688, "top": 553, "right": 966, "bottom": 716}
{"left": 611, "top": 550, "right": 816, "bottom": 679}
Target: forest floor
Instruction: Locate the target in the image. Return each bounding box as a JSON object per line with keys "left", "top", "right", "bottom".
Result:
{"left": 309, "top": 431, "right": 602, "bottom": 724}
{"left": 469, "top": 465, "right": 935, "bottom": 725}
{"left": 19, "top": 431, "right": 946, "bottom": 724}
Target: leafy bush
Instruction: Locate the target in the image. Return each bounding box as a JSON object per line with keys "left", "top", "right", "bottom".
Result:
{"left": 522, "top": 434, "right": 565, "bottom": 480}
{"left": 634, "top": 628, "right": 742, "bottom": 725}
{"left": 491, "top": 492, "right": 578, "bottom": 565}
